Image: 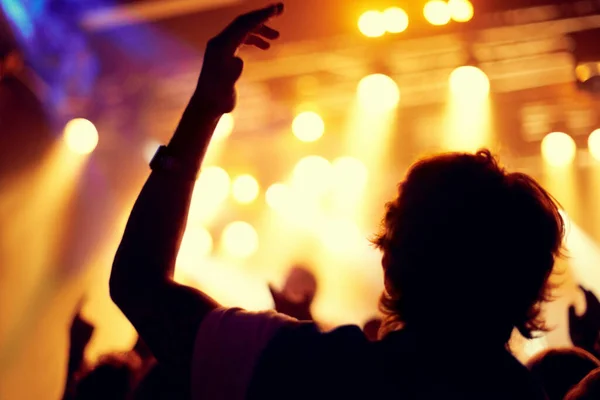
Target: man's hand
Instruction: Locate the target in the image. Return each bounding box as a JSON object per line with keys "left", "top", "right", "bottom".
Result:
{"left": 195, "top": 3, "right": 283, "bottom": 114}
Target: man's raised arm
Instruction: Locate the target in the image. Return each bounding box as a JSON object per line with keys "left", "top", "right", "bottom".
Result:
{"left": 109, "top": 3, "right": 283, "bottom": 371}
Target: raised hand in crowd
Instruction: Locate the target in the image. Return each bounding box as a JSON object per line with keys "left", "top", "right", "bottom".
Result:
{"left": 569, "top": 286, "right": 600, "bottom": 359}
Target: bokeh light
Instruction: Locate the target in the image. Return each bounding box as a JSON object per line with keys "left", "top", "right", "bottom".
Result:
{"left": 177, "top": 224, "right": 213, "bottom": 267}
{"left": 358, "top": 10, "right": 385, "bottom": 38}
{"left": 292, "top": 111, "right": 325, "bottom": 142}
{"left": 383, "top": 7, "right": 409, "bottom": 34}
{"left": 575, "top": 64, "right": 592, "bottom": 82}
{"left": 331, "top": 156, "right": 368, "bottom": 193}
{"left": 63, "top": 118, "right": 99, "bottom": 155}
{"left": 449, "top": 66, "right": 490, "bottom": 100}
{"left": 423, "top": 0, "right": 451, "bottom": 26}
{"left": 357, "top": 74, "right": 400, "bottom": 112}
{"left": 292, "top": 155, "right": 333, "bottom": 195}
{"left": 448, "top": 0, "right": 474, "bottom": 23}
{"left": 213, "top": 113, "right": 234, "bottom": 140}
{"left": 541, "top": 132, "right": 577, "bottom": 167}
{"left": 321, "top": 219, "right": 362, "bottom": 254}
{"left": 588, "top": 129, "right": 600, "bottom": 161}
{"left": 232, "top": 174, "right": 260, "bottom": 204}
{"left": 189, "top": 166, "right": 231, "bottom": 221}
{"left": 221, "top": 221, "right": 259, "bottom": 258}
{"left": 265, "top": 183, "right": 289, "bottom": 211}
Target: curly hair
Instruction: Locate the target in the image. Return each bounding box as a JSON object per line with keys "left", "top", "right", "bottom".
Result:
{"left": 372, "top": 149, "right": 564, "bottom": 344}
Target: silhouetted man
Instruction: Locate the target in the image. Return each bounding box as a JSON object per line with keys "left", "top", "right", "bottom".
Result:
{"left": 110, "top": 4, "right": 561, "bottom": 399}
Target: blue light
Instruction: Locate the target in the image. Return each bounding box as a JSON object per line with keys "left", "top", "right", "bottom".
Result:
{"left": 1, "top": 0, "right": 35, "bottom": 39}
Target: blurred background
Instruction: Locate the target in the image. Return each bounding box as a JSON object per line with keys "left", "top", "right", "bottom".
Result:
{"left": 1, "top": 0, "right": 600, "bottom": 398}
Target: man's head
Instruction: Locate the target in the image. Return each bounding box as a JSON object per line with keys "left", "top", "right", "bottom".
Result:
{"left": 373, "top": 150, "right": 564, "bottom": 343}
{"left": 281, "top": 265, "right": 318, "bottom": 305}
{"left": 527, "top": 347, "right": 600, "bottom": 400}
{"left": 75, "top": 352, "right": 142, "bottom": 400}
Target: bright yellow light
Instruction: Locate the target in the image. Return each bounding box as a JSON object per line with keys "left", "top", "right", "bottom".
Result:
{"left": 448, "top": 0, "right": 474, "bottom": 22}
{"left": 424, "top": 0, "right": 451, "bottom": 26}
{"left": 232, "top": 174, "right": 259, "bottom": 204}
{"left": 541, "top": 132, "right": 577, "bottom": 167}
{"left": 575, "top": 64, "right": 592, "bottom": 82}
{"left": 449, "top": 66, "right": 490, "bottom": 100}
{"left": 358, "top": 10, "right": 386, "bottom": 38}
{"left": 265, "top": 183, "right": 289, "bottom": 211}
{"left": 331, "top": 157, "right": 368, "bottom": 192}
{"left": 321, "top": 219, "right": 362, "bottom": 254}
{"left": 383, "top": 7, "right": 409, "bottom": 34}
{"left": 588, "top": 129, "right": 600, "bottom": 161}
{"left": 213, "top": 113, "right": 234, "bottom": 140}
{"left": 292, "top": 111, "right": 325, "bottom": 142}
{"left": 292, "top": 155, "right": 332, "bottom": 195}
{"left": 63, "top": 118, "right": 99, "bottom": 155}
{"left": 221, "top": 221, "right": 259, "bottom": 258}
{"left": 357, "top": 74, "right": 400, "bottom": 112}
{"left": 177, "top": 224, "right": 213, "bottom": 268}
{"left": 189, "top": 166, "right": 230, "bottom": 221}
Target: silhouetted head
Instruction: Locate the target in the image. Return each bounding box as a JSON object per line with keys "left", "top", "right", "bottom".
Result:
{"left": 75, "top": 352, "right": 142, "bottom": 400}
{"left": 564, "top": 368, "right": 600, "bottom": 400}
{"left": 373, "top": 150, "right": 564, "bottom": 345}
{"left": 527, "top": 347, "right": 600, "bottom": 400}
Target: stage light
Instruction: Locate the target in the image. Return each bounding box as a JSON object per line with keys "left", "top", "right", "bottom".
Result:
{"left": 358, "top": 10, "right": 385, "bottom": 38}
{"left": 448, "top": 0, "right": 474, "bottom": 23}
{"left": 221, "top": 221, "right": 259, "bottom": 258}
{"left": 177, "top": 225, "right": 213, "bottom": 266}
{"left": 589, "top": 129, "right": 600, "bottom": 161}
{"left": 232, "top": 174, "right": 260, "bottom": 204}
{"left": 265, "top": 183, "right": 289, "bottom": 211}
{"left": 190, "top": 166, "right": 231, "bottom": 218}
{"left": 357, "top": 74, "right": 400, "bottom": 112}
{"left": 423, "top": 1, "right": 451, "bottom": 26}
{"left": 331, "top": 156, "right": 368, "bottom": 193}
{"left": 449, "top": 66, "right": 490, "bottom": 100}
{"left": 213, "top": 113, "right": 234, "bottom": 140}
{"left": 322, "top": 219, "right": 362, "bottom": 254}
{"left": 541, "top": 132, "right": 577, "bottom": 167}
{"left": 292, "top": 155, "right": 332, "bottom": 195}
{"left": 383, "top": 7, "right": 409, "bottom": 34}
{"left": 292, "top": 111, "right": 325, "bottom": 142}
{"left": 63, "top": 118, "right": 99, "bottom": 155}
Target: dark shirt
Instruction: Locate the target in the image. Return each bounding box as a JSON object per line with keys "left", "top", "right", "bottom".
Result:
{"left": 191, "top": 309, "right": 547, "bottom": 399}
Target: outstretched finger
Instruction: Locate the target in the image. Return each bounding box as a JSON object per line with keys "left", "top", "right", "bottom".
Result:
{"left": 253, "top": 24, "right": 280, "bottom": 40}
{"left": 244, "top": 34, "right": 271, "bottom": 50}
{"left": 218, "top": 3, "right": 284, "bottom": 53}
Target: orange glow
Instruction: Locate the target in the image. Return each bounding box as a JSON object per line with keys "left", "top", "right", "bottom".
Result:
{"left": 541, "top": 132, "right": 577, "bottom": 167}
{"left": 292, "top": 111, "right": 325, "bottom": 142}
{"left": 383, "top": 7, "right": 409, "bottom": 34}
{"left": 448, "top": 0, "right": 474, "bottom": 23}
{"left": 63, "top": 118, "right": 99, "bottom": 155}
{"left": 358, "top": 10, "right": 385, "bottom": 38}
{"left": 423, "top": 1, "right": 451, "bottom": 26}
